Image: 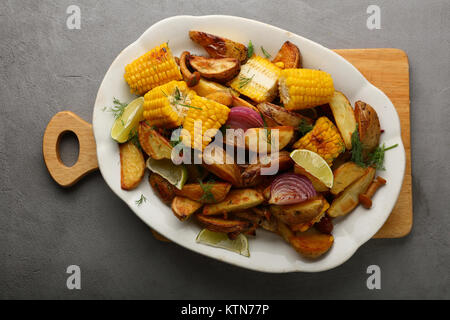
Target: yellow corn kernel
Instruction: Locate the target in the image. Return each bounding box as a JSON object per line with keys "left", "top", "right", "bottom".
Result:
{"left": 124, "top": 43, "right": 182, "bottom": 96}
{"left": 293, "top": 117, "right": 345, "bottom": 165}
{"left": 181, "top": 96, "right": 230, "bottom": 150}
{"left": 143, "top": 81, "right": 196, "bottom": 128}
{"left": 279, "top": 69, "right": 334, "bottom": 110}
{"left": 229, "top": 56, "right": 281, "bottom": 103}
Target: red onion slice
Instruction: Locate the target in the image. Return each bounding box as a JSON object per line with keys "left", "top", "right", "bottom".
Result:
{"left": 225, "top": 107, "right": 264, "bottom": 131}
{"left": 269, "top": 173, "right": 316, "bottom": 205}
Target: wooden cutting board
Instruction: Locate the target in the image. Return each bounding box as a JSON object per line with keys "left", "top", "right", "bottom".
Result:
{"left": 43, "top": 48, "right": 413, "bottom": 239}
{"left": 334, "top": 49, "right": 412, "bottom": 238}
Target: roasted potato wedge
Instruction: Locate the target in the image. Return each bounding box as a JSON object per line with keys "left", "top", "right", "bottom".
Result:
{"left": 138, "top": 121, "right": 172, "bottom": 160}
{"left": 290, "top": 228, "right": 334, "bottom": 259}
{"left": 355, "top": 101, "right": 381, "bottom": 155}
{"left": 205, "top": 91, "right": 233, "bottom": 106}
{"left": 179, "top": 51, "right": 201, "bottom": 87}
{"left": 196, "top": 215, "right": 251, "bottom": 234}
{"left": 329, "top": 91, "right": 357, "bottom": 150}
{"left": 149, "top": 173, "right": 176, "bottom": 204}
{"left": 120, "top": 141, "right": 145, "bottom": 190}
{"left": 245, "top": 126, "right": 294, "bottom": 154}
{"left": 202, "top": 147, "right": 243, "bottom": 187}
{"left": 231, "top": 95, "right": 260, "bottom": 112}
{"left": 189, "top": 56, "right": 240, "bottom": 82}
{"left": 242, "top": 151, "right": 293, "bottom": 186}
{"left": 330, "top": 161, "right": 367, "bottom": 195}
{"left": 189, "top": 30, "right": 248, "bottom": 64}
{"left": 171, "top": 196, "right": 203, "bottom": 221}
{"left": 191, "top": 78, "right": 238, "bottom": 98}
{"left": 272, "top": 41, "right": 302, "bottom": 68}
{"left": 293, "top": 164, "right": 329, "bottom": 192}
{"left": 174, "top": 182, "right": 232, "bottom": 203}
{"left": 203, "top": 189, "right": 265, "bottom": 215}
{"left": 257, "top": 102, "right": 311, "bottom": 127}
{"left": 290, "top": 197, "right": 330, "bottom": 232}
{"left": 328, "top": 167, "right": 376, "bottom": 217}
{"left": 269, "top": 197, "right": 325, "bottom": 226}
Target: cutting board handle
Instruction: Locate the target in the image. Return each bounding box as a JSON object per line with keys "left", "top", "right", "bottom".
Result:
{"left": 43, "top": 111, "right": 99, "bottom": 187}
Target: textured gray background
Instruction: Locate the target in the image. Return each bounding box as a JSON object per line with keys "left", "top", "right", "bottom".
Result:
{"left": 0, "top": 0, "right": 449, "bottom": 299}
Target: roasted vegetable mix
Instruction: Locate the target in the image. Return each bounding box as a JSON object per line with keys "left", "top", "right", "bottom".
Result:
{"left": 107, "top": 31, "right": 398, "bottom": 260}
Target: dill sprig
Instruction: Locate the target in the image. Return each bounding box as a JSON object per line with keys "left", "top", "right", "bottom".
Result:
{"left": 247, "top": 40, "right": 254, "bottom": 58}
{"left": 367, "top": 143, "right": 398, "bottom": 170}
{"left": 198, "top": 178, "right": 216, "bottom": 203}
{"left": 128, "top": 128, "right": 141, "bottom": 149}
{"left": 109, "top": 98, "right": 128, "bottom": 120}
{"left": 298, "top": 119, "right": 313, "bottom": 136}
{"left": 259, "top": 111, "right": 271, "bottom": 144}
{"left": 239, "top": 74, "right": 255, "bottom": 88}
{"left": 161, "top": 87, "right": 202, "bottom": 110}
{"left": 261, "top": 46, "right": 272, "bottom": 59}
{"left": 135, "top": 194, "right": 147, "bottom": 206}
{"left": 351, "top": 126, "right": 366, "bottom": 167}
{"left": 351, "top": 125, "right": 398, "bottom": 170}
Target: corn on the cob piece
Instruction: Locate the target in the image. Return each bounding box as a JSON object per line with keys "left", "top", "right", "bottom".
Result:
{"left": 293, "top": 117, "right": 344, "bottom": 165}
{"left": 124, "top": 43, "right": 182, "bottom": 95}
{"left": 181, "top": 96, "right": 230, "bottom": 150}
{"left": 143, "top": 80, "right": 196, "bottom": 128}
{"left": 229, "top": 56, "right": 281, "bottom": 103}
{"left": 279, "top": 69, "right": 334, "bottom": 110}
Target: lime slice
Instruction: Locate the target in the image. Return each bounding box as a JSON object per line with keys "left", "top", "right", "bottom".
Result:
{"left": 111, "top": 97, "right": 145, "bottom": 143}
{"left": 290, "top": 149, "right": 334, "bottom": 188}
{"left": 146, "top": 158, "right": 188, "bottom": 190}
{"left": 196, "top": 229, "right": 250, "bottom": 257}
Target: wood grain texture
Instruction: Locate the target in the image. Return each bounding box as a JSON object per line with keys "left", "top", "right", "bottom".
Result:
{"left": 334, "top": 48, "right": 412, "bottom": 238}
{"left": 42, "top": 49, "right": 412, "bottom": 239}
{"left": 43, "top": 111, "right": 99, "bottom": 187}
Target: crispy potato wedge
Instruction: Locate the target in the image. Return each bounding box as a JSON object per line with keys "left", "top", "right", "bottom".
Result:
{"left": 293, "top": 164, "right": 329, "bottom": 192}
{"left": 189, "top": 55, "right": 240, "bottom": 82}
{"left": 290, "top": 228, "right": 334, "bottom": 259}
{"left": 290, "top": 197, "right": 330, "bottom": 232}
{"left": 205, "top": 91, "right": 233, "bottom": 106}
{"left": 138, "top": 121, "right": 172, "bottom": 160}
{"left": 329, "top": 91, "right": 357, "bottom": 150}
{"left": 179, "top": 51, "right": 201, "bottom": 87}
{"left": 149, "top": 173, "right": 176, "bottom": 204}
{"left": 196, "top": 215, "right": 251, "bottom": 233}
{"left": 355, "top": 101, "right": 381, "bottom": 155}
{"left": 231, "top": 95, "right": 260, "bottom": 112}
{"left": 120, "top": 141, "right": 145, "bottom": 190}
{"left": 269, "top": 197, "right": 325, "bottom": 226}
{"left": 242, "top": 151, "right": 293, "bottom": 187}
{"left": 174, "top": 182, "right": 232, "bottom": 203}
{"left": 203, "top": 189, "right": 265, "bottom": 215}
{"left": 245, "top": 126, "right": 294, "bottom": 154}
{"left": 189, "top": 30, "right": 248, "bottom": 64}
{"left": 171, "top": 196, "right": 203, "bottom": 221}
{"left": 272, "top": 41, "right": 302, "bottom": 68}
{"left": 330, "top": 161, "right": 367, "bottom": 195}
{"left": 328, "top": 167, "right": 376, "bottom": 217}
{"left": 202, "top": 147, "right": 243, "bottom": 187}
{"left": 191, "top": 78, "right": 239, "bottom": 98}
{"left": 257, "top": 102, "right": 311, "bottom": 127}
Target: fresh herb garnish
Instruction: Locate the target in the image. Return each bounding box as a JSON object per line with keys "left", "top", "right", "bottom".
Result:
{"left": 367, "top": 143, "right": 398, "bottom": 170}
{"left": 351, "top": 125, "right": 398, "bottom": 170}
{"left": 128, "top": 128, "right": 141, "bottom": 149}
{"left": 298, "top": 119, "right": 313, "bottom": 136}
{"left": 198, "top": 178, "right": 216, "bottom": 203}
{"left": 247, "top": 40, "right": 254, "bottom": 58}
{"left": 109, "top": 98, "right": 128, "bottom": 120}
{"left": 239, "top": 74, "right": 255, "bottom": 88}
{"left": 351, "top": 125, "right": 366, "bottom": 167}
{"left": 135, "top": 194, "right": 147, "bottom": 206}
{"left": 259, "top": 111, "right": 271, "bottom": 144}
{"left": 261, "top": 46, "right": 272, "bottom": 59}
{"left": 162, "top": 87, "right": 202, "bottom": 110}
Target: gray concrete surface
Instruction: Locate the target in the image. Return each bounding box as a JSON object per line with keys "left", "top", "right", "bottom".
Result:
{"left": 0, "top": 0, "right": 449, "bottom": 299}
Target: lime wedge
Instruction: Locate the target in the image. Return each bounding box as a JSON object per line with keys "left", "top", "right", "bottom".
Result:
{"left": 111, "top": 97, "right": 145, "bottom": 143}
{"left": 196, "top": 229, "right": 250, "bottom": 257}
{"left": 146, "top": 158, "right": 188, "bottom": 190}
{"left": 290, "top": 149, "right": 334, "bottom": 188}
